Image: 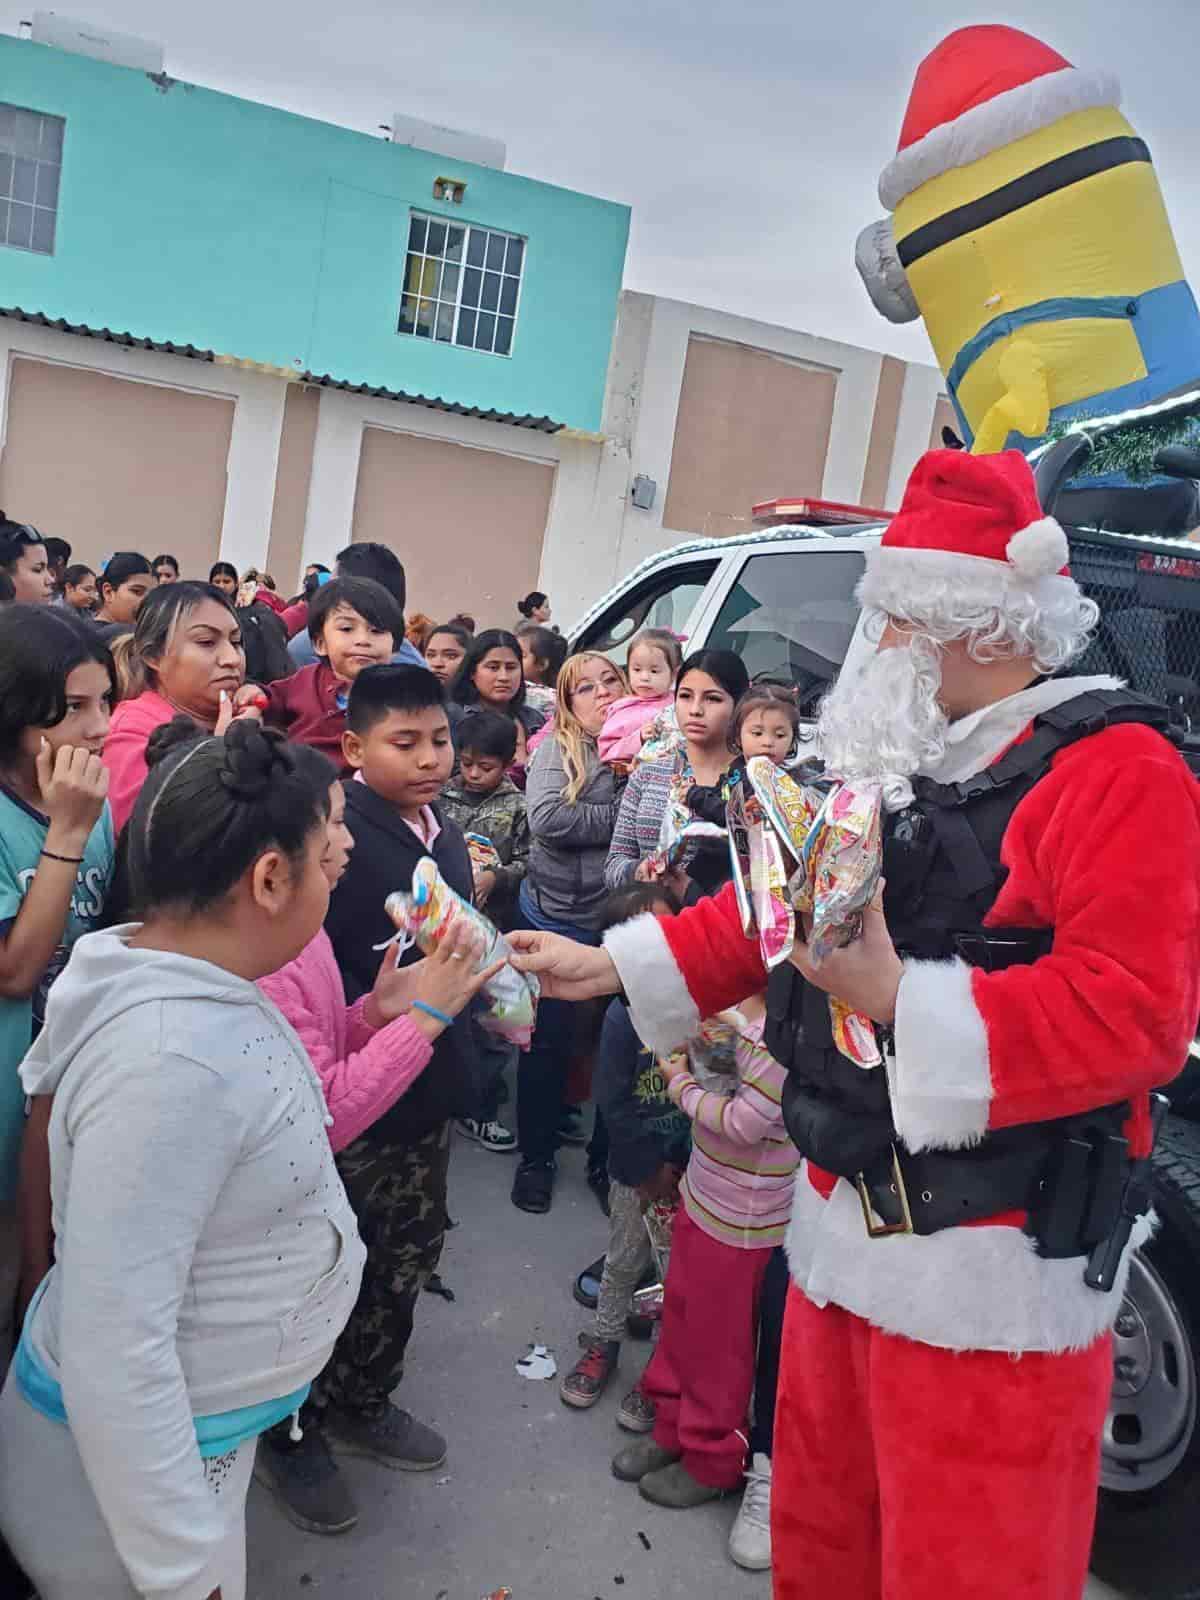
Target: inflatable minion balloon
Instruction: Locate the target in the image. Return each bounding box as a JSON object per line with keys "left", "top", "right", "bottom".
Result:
{"left": 857, "top": 25, "right": 1200, "bottom": 528}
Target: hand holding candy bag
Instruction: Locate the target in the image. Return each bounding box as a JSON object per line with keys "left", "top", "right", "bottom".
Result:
{"left": 385, "top": 858, "right": 539, "bottom": 1047}
{"left": 728, "top": 759, "right": 883, "bottom": 1068}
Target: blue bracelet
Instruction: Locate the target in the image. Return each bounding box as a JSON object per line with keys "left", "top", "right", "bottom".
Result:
{"left": 411, "top": 1000, "right": 454, "bottom": 1026}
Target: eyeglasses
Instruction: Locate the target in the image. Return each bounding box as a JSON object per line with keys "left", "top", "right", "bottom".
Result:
{"left": 573, "top": 675, "right": 621, "bottom": 698}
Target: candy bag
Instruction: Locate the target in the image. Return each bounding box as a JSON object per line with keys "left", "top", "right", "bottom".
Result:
{"left": 686, "top": 1013, "right": 741, "bottom": 1090}
{"left": 644, "top": 1197, "right": 677, "bottom": 1283}
{"left": 384, "top": 859, "right": 539, "bottom": 1048}
{"left": 464, "top": 832, "right": 503, "bottom": 876}
{"left": 803, "top": 781, "right": 883, "bottom": 967}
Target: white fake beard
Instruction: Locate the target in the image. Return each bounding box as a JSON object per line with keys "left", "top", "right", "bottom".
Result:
{"left": 816, "top": 634, "right": 949, "bottom": 810}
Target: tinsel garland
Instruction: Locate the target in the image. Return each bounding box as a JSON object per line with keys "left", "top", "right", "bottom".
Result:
{"left": 1045, "top": 411, "right": 1200, "bottom": 481}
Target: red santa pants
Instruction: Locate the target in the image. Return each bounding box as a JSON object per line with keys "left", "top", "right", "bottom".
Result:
{"left": 773, "top": 1284, "right": 1113, "bottom": 1600}
{"left": 640, "top": 1206, "right": 770, "bottom": 1489}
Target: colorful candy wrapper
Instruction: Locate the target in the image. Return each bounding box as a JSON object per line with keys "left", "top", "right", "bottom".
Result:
{"left": 802, "top": 781, "right": 883, "bottom": 967}
{"left": 685, "top": 1013, "right": 742, "bottom": 1091}
{"left": 384, "top": 858, "right": 539, "bottom": 1048}
{"left": 727, "top": 760, "right": 882, "bottom": 1069}
{"left": 644, "top": 1196, "right": 677, "bottom": 1283}
{"left": 635, "top": 702, "right": 684, "bottom": 767}
{"left": 464, "top": 832, "right": 503, "bottom": 876}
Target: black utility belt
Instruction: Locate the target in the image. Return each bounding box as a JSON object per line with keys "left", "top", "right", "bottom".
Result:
{"left": 857, "top": 1104, "right": 1133, "bottom": 1259}
{"left": 896, "top": 925, "right": 1054, "bottom": 973}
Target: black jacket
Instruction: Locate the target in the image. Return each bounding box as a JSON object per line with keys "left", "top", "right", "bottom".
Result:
{"left": 324, "top": 781, "right": 478, "bottom": 1146}
{"left": 593, "top": 998, "right": 691, "bottom": 1187}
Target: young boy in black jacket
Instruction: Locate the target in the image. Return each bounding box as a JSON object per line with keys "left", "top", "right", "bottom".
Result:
{"left": 258, "top": 664, "right": 476, "bottom": 1535}
{"left": 559, "top": 886, "right": 691, "bottom": 1427}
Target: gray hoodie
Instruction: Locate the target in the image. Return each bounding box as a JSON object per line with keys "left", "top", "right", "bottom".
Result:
{"left": 19, "top": 928, "right": 365, "bottom": 1600}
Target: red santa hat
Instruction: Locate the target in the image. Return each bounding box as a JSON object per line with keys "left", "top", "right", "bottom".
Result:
{"left": 878, "top": 25, "right": 1120, "bottom": 211}
{"left": 858, "top": 449, "right": 1071, "bottom": 618}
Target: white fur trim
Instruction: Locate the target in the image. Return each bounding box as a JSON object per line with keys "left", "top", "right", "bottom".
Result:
{"left": 854, "top": 218, "right": 919, "bottom": 325}
{"left": 879, "top": 67, "right": 1120, "bottom": 210}
{"left": 857, "top": 543, "right": 1081, "bottom": 617}
{"left": 784, "top": 1166, "right": 1148, "bottom": 1353}
{"left": 888, "top": 958, "right": 992, "bottom": 1150}
{"left": 1007, "top": 515, "right": 1069, "bottom": 579}
{"left": 603, "top": 912, "right": 699, "bottom": 1056}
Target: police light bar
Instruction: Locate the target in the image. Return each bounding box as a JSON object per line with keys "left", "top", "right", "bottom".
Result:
{"left": 751, "top": 496, "right": 893, "bottom": 527}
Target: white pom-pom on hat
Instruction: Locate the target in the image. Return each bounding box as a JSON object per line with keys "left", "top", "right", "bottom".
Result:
{"left": 1006, "top": 516, "right": 1069, "bottom": 580}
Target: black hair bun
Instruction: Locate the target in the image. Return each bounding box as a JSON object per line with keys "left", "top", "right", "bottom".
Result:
{"left": 220, "top": 722, "right": 292, "bottom": 801}
{"left": 146, "top": 715, "right": 207, "bottom": 770}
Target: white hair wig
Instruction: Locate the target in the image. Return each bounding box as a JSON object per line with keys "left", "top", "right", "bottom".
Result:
{"left": 857, "top": 559, "right": 1100, "bottom": 674}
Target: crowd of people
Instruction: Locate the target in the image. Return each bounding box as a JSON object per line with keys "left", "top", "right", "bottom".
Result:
{"left": 0, "top": 514, "right": 798, "bottom": 1594}
{"left": 1, "top": 442, "right": 1198, "bottom": 1600}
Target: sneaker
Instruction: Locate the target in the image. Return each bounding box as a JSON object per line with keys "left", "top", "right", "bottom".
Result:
{"left": 728, "top": 1453, "right": 772, "bottom": 1570}
{"left": 557, "top": 1107, "right": 588, "bottom": 1147}
{"left": 640, "top": 1460, "right": 726, "bottom": 1509}
{"left": 586, "top": 1164, "right": 612, "bottom": 1216}
{"left": 560, "top": 1334, "right": 619, "bottom": 1410}
{"left": 616, "top": 1383, "right": 657, "bottom": 1434}
{"left": 612, "top": 1436, "right": 680, "bottom": 1483}
{"left": 325, "top": 1402, "right": 447, "bottom": 1472}
{"left": 254, "top": 1423, "right": 359, "bottom": 1534}
{"left": 512, "top": 1158, "right": 556, "bottom": 1214}
{"left": 457, "top": 1117, "right": 517, "bottom": 1153}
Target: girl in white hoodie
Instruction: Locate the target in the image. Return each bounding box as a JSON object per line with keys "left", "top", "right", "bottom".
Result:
{"left": 0, "top": 723, "right": 365, "bottom": 1600}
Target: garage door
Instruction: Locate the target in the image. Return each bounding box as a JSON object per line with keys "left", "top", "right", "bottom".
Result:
{"left": 0, "top": 357, "right": 233, "bottom": 577}
{"left": 350, "top": 427, "right": 555, "bottom": 629}
{"left": 663, "top": 334, "right": 838, "bottom": 539}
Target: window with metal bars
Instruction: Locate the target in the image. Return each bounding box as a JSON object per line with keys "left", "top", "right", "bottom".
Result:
{"left": 0, "top": 101, "right": 64, "bottom": 255}
{"left": 398, "top": 214, "right": 524, "bottom": 356}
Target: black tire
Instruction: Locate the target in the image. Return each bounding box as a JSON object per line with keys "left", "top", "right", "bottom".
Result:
{"left": 1091, "top": 1118, "right": 1200, "bottom": 1600}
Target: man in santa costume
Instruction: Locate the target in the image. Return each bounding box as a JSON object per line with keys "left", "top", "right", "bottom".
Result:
{"left": 511, "top": 448, "right": 1200, "bottom": 1599}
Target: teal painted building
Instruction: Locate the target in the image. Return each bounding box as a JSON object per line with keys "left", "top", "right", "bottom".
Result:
{"left": 0, "top": 32, "right": 629, "bottom": 432}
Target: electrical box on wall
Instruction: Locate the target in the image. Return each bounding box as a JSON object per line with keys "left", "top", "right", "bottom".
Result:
{"left": 630, "top": 474, "right": 656, "bottom": 510}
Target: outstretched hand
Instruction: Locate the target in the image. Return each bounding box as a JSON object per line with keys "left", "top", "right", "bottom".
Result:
{"left": 506, "top": 930, "right": 622, "bottom": 1001}
{"left": 788, "top": 885, "right": 903, "bottom": 1024}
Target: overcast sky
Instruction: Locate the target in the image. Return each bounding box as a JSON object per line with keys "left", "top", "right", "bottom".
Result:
{"left": 5, "top": 0, "right": 1199, "bottom": 366}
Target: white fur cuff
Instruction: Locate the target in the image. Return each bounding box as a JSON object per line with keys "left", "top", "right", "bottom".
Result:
{"left": 888, "top": 958, "right": 992, "bottom": 1150}
{"left": 603, "top": 913, "right": 700, "bottom": 1056}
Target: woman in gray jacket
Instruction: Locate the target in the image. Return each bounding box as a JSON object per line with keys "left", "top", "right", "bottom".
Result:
{"left": 513, "top": 651, "right": 627, "bottom": 1213}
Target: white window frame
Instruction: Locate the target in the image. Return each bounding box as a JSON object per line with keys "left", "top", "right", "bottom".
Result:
{"left": 0, "top": 101, "right": 65, "bottom": 256}
{"left": 398, "top": 212, "right": 526, "bottom": 358}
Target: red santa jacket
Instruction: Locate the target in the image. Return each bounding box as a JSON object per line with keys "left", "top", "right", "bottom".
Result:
{"left": 603, "top": 677, "right": 1200, "bottom": 1353}
{"left": 262, "top": 662, "right": 352, "bottom": 774}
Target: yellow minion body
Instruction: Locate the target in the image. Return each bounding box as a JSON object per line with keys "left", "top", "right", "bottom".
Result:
{"left": 894, "top": 106, "right": 1189, "bottom": 454}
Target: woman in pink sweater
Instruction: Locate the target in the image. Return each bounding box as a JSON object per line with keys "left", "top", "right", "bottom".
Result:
{"left": 612, "top": 995, "right": 798, "bottom": 1509}
{"left": 259, "top": 779, "right": 497, "bottom": 1152}
{"left": 104, "top": 582, "right": 248, "bottom": 832}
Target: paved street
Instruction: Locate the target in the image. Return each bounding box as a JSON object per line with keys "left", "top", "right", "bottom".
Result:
{"left": 246, "top": 1128, "right": 1129, "bottom": 1600}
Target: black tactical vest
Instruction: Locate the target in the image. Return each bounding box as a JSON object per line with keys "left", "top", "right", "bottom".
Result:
{"left": 765, "top": 688, "right": 1187, "bottom": 1245}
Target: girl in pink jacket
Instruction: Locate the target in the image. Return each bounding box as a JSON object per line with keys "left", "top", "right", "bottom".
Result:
{"left": 597, "top": 629, "right": 682, "bottom": 765}
{"left": 259, "top": 779, "right": 496, "bottom": 1153}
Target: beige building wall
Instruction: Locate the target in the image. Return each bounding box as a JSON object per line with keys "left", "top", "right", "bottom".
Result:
{"left": 349, "top": 427, "right": 556, "bottom": 627}
{"left": 265, "top": 384, "right": 321, "bottom": 593}
{"left": 929, "top": 394, "right": 961, "bottom": 451}
{"left": 661, "top": 334, "right": 837, "bottom": 540}
{"left": 0, "top": 356, "right": 233, "bottom": 576}
{"left": 859, "top": 355, "right": 907, "bottom": 510}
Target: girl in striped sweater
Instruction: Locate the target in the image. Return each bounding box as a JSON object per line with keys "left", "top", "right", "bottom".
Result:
{"left": 612, "top": 992, "right": 799, "bottom": 1510}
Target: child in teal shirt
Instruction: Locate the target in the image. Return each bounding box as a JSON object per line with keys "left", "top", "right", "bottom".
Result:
{"left": 0, "top": 606, "right": 115, "bottom": 1331}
